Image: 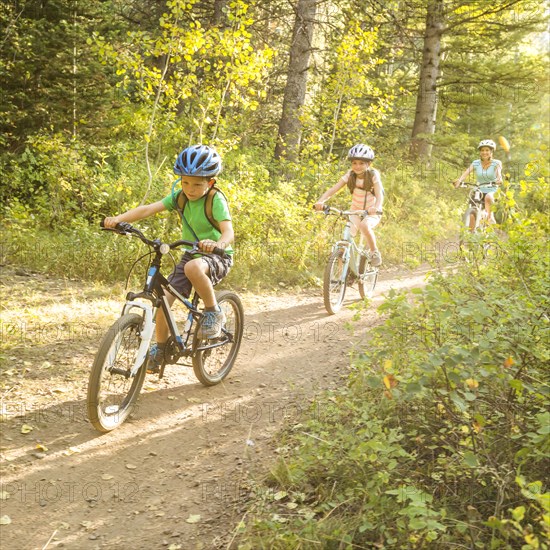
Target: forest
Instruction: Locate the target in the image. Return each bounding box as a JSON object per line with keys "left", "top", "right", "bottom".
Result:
{"left": 1, "top": 0, "right": 549, "bottom": 548}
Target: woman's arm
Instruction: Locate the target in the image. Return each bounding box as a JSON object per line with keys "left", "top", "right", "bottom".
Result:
{"left": 454, "top": 164, "right": 473, "bottom": 187}
{"left": 495, "top": 160, "right": 503, "bottom": 184}
{"left": 104, "top": 201, "right": 166, "bottom": 228}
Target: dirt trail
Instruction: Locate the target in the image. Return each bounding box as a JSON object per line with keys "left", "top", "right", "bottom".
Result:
{"left": 0, "top": 266, "right": 429, "bottom": 549}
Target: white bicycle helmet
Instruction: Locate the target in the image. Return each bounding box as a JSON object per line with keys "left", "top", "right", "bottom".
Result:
{"left": 347, "top": 143, "right": 375, "bottom": 161}
{"left": 477, "top": 139, "right": 496, "bottom": 151}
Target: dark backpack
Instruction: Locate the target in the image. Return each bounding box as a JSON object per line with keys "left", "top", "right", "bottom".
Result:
{"left": 172, "top": 186, "right": 226, "bottom": 232}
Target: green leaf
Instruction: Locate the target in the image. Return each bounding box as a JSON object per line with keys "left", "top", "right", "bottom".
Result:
{"left": 463, "top": 451, "right": 479, "bottom": 468}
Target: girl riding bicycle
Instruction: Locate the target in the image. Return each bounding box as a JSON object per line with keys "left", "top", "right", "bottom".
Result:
{"left": 314, "top": 144, "right": 384, "bottom": 266}
{"left": 104, "top": 144, "right": 234, "bottom": 371}
{"left": 454, "top": 139, "right": 502, "bottom": 226}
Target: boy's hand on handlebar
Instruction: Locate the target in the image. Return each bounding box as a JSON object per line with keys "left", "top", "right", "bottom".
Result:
{"left": 104, "top": 216, "right": 122, "bottom": 229}
{"left": 313, "top": 202, "right": 325, "bottom": 211}
{"left": 198, "top": 239, "right": 219, "bottom": 253}
{"left": 366, "top": 206, "right": 382, "bottom": 215}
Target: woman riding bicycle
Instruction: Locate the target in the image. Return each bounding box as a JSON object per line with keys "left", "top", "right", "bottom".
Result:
{"left": 314, "top": 144, "right": 384, "bottom": 267}
{"left": 454, "top": 139, "right": 503, "bottom": 227}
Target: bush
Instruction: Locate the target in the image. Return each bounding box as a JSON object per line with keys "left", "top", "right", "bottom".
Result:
{"left": 236, "top": 199, "right": 550, "bottom": 549}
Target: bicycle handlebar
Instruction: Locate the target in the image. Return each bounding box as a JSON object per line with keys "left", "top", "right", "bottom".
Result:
{"left": 99, "top": 221, "right": 227, "bottom": 257}
{"left": 315, "top": 206, "right": 383, "bottom": 217}
{"left": 456, "top": 181, "right": 498, "bottom": 188}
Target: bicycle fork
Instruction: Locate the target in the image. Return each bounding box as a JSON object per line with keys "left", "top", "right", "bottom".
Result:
{"left": 121, "top": 300, "right": 156, "bottom": 376}
{"left": 332, "top": 241, "right": 351, "bottom": 282}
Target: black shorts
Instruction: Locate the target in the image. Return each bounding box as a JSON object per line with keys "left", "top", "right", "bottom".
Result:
{"left": 167, "top": 251, "right": 233, "bottom": 298}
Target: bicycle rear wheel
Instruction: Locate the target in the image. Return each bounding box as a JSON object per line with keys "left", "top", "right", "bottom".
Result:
{"left": 192, "top": 291, "right": 244, "bottom": 386}
{"left": 87, "top": 313, "right": 147, "bottom": 432}
{"left": 323, "top": 248, "right": 347, "bottom": 314}
{"left": 358, "top": 256, "right": 378, "bottom": 299}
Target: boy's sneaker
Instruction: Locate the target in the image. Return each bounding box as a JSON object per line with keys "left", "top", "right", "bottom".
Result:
{"left": 147, "top": 343, "right": 165, "bottom": 374}
{"left": 197, "top": 307, "right": 226, "bottom": 340}
{"left": 370, "top": 250, "right": 382, "bottom": 267}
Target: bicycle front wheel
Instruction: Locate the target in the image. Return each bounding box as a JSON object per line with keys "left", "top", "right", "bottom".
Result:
{"left": 358, "top": 256, "right": 378, "bottom": 299}
{"left": 87, "top": 313, "right": 147, "bottom": 432}
{"left": 192, "top": 291, "right": 244, "bottom": 386}
{"left": 323, "top": 248, "right": 348, "bottom": 314}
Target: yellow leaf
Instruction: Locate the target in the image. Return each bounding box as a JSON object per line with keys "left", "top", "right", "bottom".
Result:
{"left": 125, "top": 464, "right": 137, "bottom": 470}
{"left": 465, "top": 378, "right": 479, "bottom": 389}
{"left": 383, "top": 359, "right": 392, "bottom": 371}
{"left": 383, "top": 374, "right": 397, "bottom": 389}
{"left": 21, "top": 424, "right": 34, "bottom": 434}
{"left": 503, "top": 356, "right": 514, "bottom": 368}
{"left": 35, "top": 443, "right": 48, "bottom": 452}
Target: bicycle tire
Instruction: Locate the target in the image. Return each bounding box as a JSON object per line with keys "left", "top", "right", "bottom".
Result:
{"left": 323, "top": 248, "right": 347, "bottom": 314}
{"left": 87, "top": 313, "right": 147, "bottom": 432}
{"left": 358, "top": 256, "right": 378, "bottom": 299}
{"left": 463, "top": 207, "right": 478, "bottom": 231}
{"left": 192, "top": 291, "right": 244, "bottom": 386}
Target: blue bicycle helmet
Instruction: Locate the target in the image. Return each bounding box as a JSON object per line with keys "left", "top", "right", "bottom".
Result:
{"left": 174, "top": 144, "right": 222, "bottom": 177}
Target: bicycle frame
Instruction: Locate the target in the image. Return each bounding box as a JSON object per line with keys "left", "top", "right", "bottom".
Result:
{"left": 331, "top": 218, "right": 364, "bottom": 279}
{"left": 459, "top": 182, "right": 497, "bottom": 232}
{"left": 122, "top": 267, "right": 197, "bottom": 377}
{"left": 463, "top": 188, "right": 487, "bottom": 231}
{"left": 104, "top": 224, "right": 230, "bottom": 377}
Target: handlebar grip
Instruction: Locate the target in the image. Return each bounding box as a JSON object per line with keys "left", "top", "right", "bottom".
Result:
{"left": 212, "top": 246, "right": 227, "bottom": 257}
{"left": 100, "top": 220, "right": 133, "bottom": 233}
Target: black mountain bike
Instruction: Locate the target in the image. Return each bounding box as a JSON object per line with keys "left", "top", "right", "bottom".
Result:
{"left": 87, "top": 222, "right": 244, "bottom": 432}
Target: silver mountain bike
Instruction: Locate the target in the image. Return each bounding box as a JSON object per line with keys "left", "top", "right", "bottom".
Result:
{"left": 319, "top": 206, "right": 381, "bottom": 314}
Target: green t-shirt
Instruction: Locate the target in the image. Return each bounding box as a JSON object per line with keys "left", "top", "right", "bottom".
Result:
{"left": 161, "top": 190, "right": 233, "bottom": 255}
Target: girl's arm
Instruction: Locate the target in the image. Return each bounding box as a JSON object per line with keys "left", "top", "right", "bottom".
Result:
{"left": 369, "top": 174, "right": 384, "bottom": 213}
{"left": 104, "top": 201, "right": 166, "bottom": 228}
{"left": 454, "top": 164, "right": 473, "bottom": 187}
{"left": 313, "top": 177, "right": 348, "bottom": 210}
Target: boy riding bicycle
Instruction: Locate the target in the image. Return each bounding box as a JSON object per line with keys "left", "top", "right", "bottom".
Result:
{"left": 314, "top": 144, "right": 384, "bottom": 266}
{"left": 103, "top": 144, "right": 234, "bottom": 372}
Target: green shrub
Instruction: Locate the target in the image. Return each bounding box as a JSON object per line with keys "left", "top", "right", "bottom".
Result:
{"left": 236, "top": 198, "right": 549, "bottom": 549}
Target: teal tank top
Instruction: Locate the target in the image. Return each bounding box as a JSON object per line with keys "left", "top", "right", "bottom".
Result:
{"left": 472, "top": 159, "right": 500, "bottom": 193}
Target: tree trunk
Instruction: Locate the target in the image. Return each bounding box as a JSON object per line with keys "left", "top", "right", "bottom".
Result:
{"left": 410, "top": 0, "right": 445, "bottom": 159}
{"left": 274, "top": 0, "right": 317, "bottom": 162}
{"left": 212, "top": 0, "right": 227, "bottom": 27}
